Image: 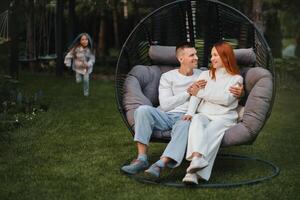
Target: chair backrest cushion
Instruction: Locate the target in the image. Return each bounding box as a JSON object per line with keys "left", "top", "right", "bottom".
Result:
{"left": 149, "top": 45, "right": 179, "bottom": 66}
{"left": 148, "top": 45, "right": 256, "bottom": 66}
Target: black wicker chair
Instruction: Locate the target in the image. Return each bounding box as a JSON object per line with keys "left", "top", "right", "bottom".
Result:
{"left": 115, "top": 0, "right": 275, "bottom": 147}
{"left": 116, "top": 0, "right": 279, "bottom": 187}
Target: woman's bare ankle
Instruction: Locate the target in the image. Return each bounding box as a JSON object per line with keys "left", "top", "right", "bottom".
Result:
{"left": 192, "top": 152, "right": 203, "bottom": 158}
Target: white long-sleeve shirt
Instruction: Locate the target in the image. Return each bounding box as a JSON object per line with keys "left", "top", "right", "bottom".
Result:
{"left": 158, "top": 69, "right": 202, "bottom": 113}
{"left": 186, "top": 68, "right": 243, "bottom": 121}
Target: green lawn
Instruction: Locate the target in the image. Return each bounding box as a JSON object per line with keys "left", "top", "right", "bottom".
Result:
{"left": 0, "top": 72, "right": 299, "bottom": 200}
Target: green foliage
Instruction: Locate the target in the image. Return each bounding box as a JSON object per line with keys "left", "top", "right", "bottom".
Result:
{"left": 0, "top": 75, "right": 49, "bottom": 133}
{"left": 274, "top": 57, "right": 300, "bottom": 89}
{"left": 279, "top": 0, "right": 300, "bottom": 37}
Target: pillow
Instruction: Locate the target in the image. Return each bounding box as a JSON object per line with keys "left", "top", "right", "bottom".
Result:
{"left": 148, "top": 45, "right": 256, "bottom": 67}
{"left": 149, "top": 45, "right": 179, "bottom": 66}
{"left": 233, "top": 48, "right": 256, "bottom": 66}
{"left": 123, "top": 65, "right": 162, "bottom": 127}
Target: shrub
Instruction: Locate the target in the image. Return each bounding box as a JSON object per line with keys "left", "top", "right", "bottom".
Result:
{"left": 0, "top": 75, "right": 49, "bottom": 132}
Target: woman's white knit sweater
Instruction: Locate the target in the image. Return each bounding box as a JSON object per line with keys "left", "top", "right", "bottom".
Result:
{"left": 186, "top": 68, "right": 243, "bottom": 121}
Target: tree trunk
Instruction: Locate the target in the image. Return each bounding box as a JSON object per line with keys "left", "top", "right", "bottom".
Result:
{"left": 264, "top": 9, "right": 282, "bottom": 58}
{"left": 123, "top": 0, "right": 128, "bottom": 20}
{"left": 121, "top": 0, "right": 130, "bottom": 43}
{"left": 25, "top": 0, "right": 35, "bottom": 70}
{"left": 252, "top": 0, "right": 264, "bottom": 32}
{"left": 132, "top": 0, "right": 140, "bottom": 25}
{"left": 243, "top": 0, "right": 253, "bottom": 19}
{"left": 9, "top": 1, "right": 20, "bottom": 79}
{"left": 295, "top": 35, "right": 300, "bottom": 58}
{"left": 26, "top": 0, "right": 34, "bottom": 59}
{"left": 55, "top": 0, "right": 64, "bottom": 76}
{"left": 67, "top": 0, "right": 76, "bottom": 46}
{"left": 97, "top": 11, "right": 106, "bottom": 58}
{"left": 112, "top": 2, "right": 119, "bottom": 48}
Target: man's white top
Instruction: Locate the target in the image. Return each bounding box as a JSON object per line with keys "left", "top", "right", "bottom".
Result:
{"left": 186, "top": 68, "right": 243, "bottom": 121}
{"left": 158, "top": 69, "right": 202, "bottom": 113}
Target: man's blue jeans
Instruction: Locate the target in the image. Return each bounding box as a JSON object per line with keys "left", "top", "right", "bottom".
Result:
{"left": 134, "top": 105, "right": 191, "bottom": 168}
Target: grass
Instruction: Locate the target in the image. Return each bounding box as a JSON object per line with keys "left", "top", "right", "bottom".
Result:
{"left": 0, "top": 72, "right": 299, "bottom": 200}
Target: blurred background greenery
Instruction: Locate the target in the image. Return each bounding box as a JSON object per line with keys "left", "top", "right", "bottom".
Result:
{"left": 0, "top": 0, "right": 299, "bottom": 80}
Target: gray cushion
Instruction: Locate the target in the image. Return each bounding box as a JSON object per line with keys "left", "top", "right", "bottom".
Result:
{"left": 233, "top": 48, "right": 256, "bottom": 66}
{"left": 149, "top": 45, "right": 179, "bottom": 66}
{"left": 148, "top": 45, "right": 255, "bottom": 67}
{"left": 123, "top": 65, "right": 162, "bottom": 127}
{"left": 222, "top": 67, "right": 273, "bottom": 146}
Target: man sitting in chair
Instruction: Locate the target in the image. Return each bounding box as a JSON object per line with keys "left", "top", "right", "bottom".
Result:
{"left": 121, "top": 42, "right": 243, "bottom": 177}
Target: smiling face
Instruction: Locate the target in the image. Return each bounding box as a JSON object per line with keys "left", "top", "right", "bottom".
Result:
{"left": 80, "top": 35, "right": 89, "bottom": 48}
{"left": 177, "top": 47, "right": 198, "bottom": 70}
{"left": 210, "top": 47, "right": 224, "bottom": 69}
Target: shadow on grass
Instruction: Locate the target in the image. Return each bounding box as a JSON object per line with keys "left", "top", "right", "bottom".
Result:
{"left": 121, "top": 153, "right": 280, "bottom": 188}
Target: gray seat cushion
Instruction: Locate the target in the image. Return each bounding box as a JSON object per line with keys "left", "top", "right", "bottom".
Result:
{"left": 122, "top": 47, "right": 273, "bottom": 146}
{"left": 221, "top": 67, "right": 273, "bottom": 146}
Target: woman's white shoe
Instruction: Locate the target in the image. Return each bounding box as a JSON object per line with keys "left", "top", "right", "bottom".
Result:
{"left": 187, "top": 157, "right": 209, "bottom": 173}
{"left": 182, "top": 173, "right": 199, "bottom": 185}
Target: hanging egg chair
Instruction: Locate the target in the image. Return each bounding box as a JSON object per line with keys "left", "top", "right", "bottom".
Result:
{"left": 115, "top": 0, "right": 278, "bottom": 187}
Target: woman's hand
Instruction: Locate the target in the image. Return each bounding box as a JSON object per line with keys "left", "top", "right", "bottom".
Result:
{"left": 182, "top": 115, "right": 193, "bottom": 121}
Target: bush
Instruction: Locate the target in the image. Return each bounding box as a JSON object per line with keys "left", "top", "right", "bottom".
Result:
{"left": 0, "top": 75, "right": 49, "bottom": 132}
{"left": 274, "top": 57, "right": 300, "bottom": 89}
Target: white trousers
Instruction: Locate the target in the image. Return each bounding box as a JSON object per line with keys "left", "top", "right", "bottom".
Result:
{"left": 186, "top": 113, "right": 235, "bottom": 180}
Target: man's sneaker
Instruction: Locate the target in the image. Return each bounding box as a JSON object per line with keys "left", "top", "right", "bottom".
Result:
{"left": 186, "top": 157, "right": 208, "bottom": 173}
{"left": 182, "top": 173, "right": 199, "bottom": 185}
{"left": 144, "top": 163, "right": 163, "bottom": 178}
{"left": 121, "top": 159, "right": 149, "bottom": 175}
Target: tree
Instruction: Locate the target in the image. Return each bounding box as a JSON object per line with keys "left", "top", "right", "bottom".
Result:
{"left": 55, "top": 0, "right": 64, "bottom": 76}
{"left": 9, "top": 1, "right": 20, "bottom": 79}
{"left": 24, "top": 0, "right": 35, "bottom": 70}
{"left": 279, "top": 0, "right": 300, "bottom": 57}
{"left": 110, "top": 0, "right": 120, "bottom": 48}
{"left": 264, "top": 8, "right": 282, "bottom": 57}
{"left": 252, "top": 0, "right": 264, "bottom": 32}
{"left": 97, "top": 6, "right": 107, "bottom": 58}
{"left": 67, "top": 0, "right": 76, "bottom": 45}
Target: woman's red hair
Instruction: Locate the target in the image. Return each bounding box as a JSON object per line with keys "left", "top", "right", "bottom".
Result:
{"left": 210, "top": 41, "right": 239, "bottom": 80}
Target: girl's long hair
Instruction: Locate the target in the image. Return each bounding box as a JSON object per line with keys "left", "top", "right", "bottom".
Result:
{"left": 66, "top": 33, "right": 93, "bottom": 53}
{"left": 210, "top": 41, "right": 239, "bottom": 80}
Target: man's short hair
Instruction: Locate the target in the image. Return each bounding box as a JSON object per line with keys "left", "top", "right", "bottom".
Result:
{"left": 175, "top": 41, "right": 194, "bottom": 57}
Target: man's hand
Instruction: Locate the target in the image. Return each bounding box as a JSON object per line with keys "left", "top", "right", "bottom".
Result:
{"left": 194, "top": 80, "right": 207, "bottom": 89}
{"left": 182, "top": 115, "right": 193, "bottom": 121}
{"left": 188, "top": 79, "right": 207, "bottom": 96}
{"left": 229, "top": 83, "right": 244, "bottom": 98}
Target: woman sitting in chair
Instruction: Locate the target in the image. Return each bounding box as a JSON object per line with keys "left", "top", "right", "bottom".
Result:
{"left": 182, "top": 41, "right": 243, "bottom": 184}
